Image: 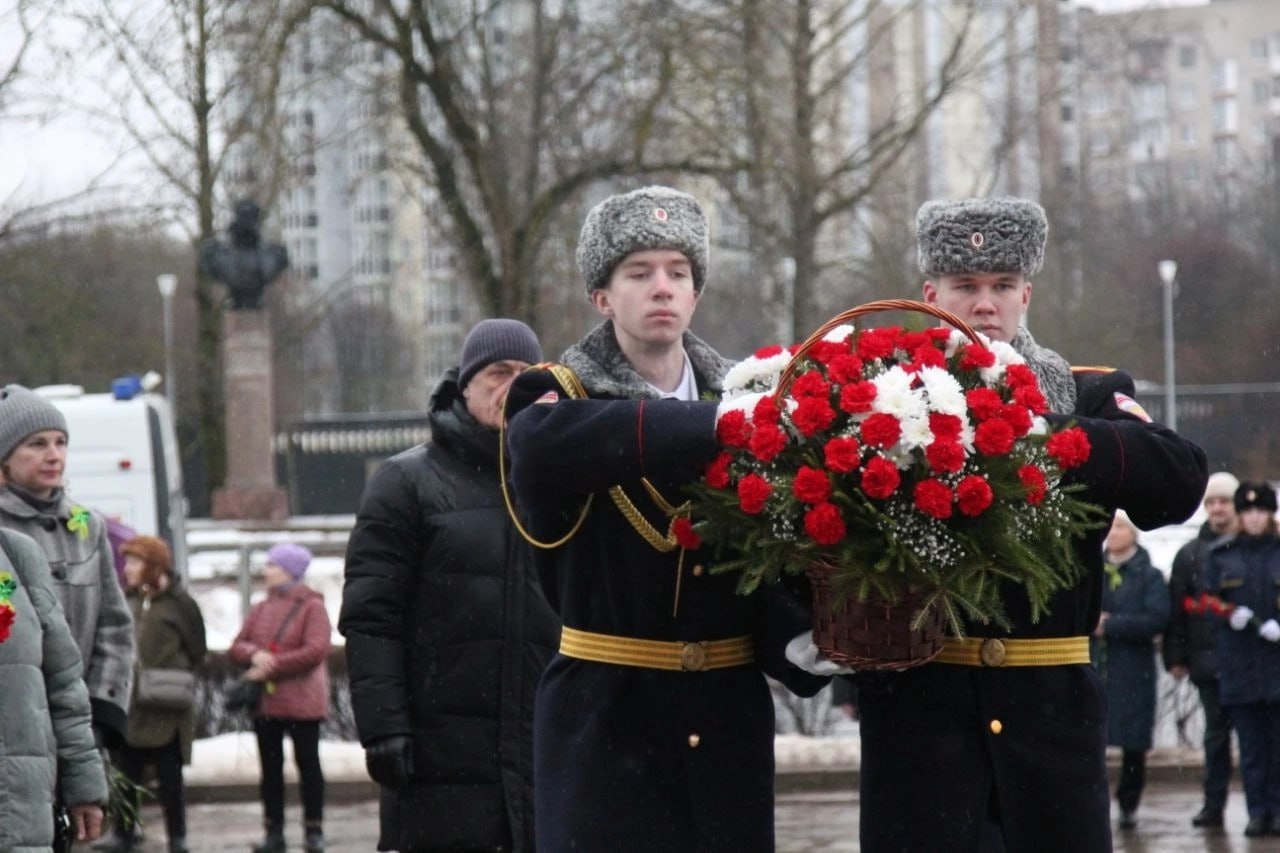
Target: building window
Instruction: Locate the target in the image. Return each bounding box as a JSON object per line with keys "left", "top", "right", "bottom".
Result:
{"left": 1213, "top": 59, "right": 1238, "bottom": 93}
{"left": 1251, "top": 38, "right": 1269, "bottom": 61}
{"left": 1180, "top": 123, "right": 1196, "bottom": 146}
{"left": 1255, "top": 79, "right": 1271, "bottom": 104}
{"left": 1179, "top": 45, "right": 1196, "bottom": 68}
{"left": 1212, "top": 98, "right": 1238, "bottom": 133}
{"left": 1177, "top": 83, "right": 1197, "bottom": 109}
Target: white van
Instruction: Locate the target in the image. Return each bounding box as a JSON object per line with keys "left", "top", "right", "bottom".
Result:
{"left": 36, "top": 377, "right": 188, "bottom": 575}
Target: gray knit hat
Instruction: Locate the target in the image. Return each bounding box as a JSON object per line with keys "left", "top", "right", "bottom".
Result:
{"left": 0, "top": 384, "right": 68, "bottom": 462}
{"left": 576, "top": 185, "right": 709, "bottom": 294}
{"left": 458, "top": 319, "right": 544, "bottom": 389}
{"left": 916, "top": 197, "right": 1048, "bottom": 277}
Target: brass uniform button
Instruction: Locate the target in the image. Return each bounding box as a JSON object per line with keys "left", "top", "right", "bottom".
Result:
{"left": 979, "top": 638, "right": 1007, "bottom": 667}
{"left": 990, "top": 719, "right": 1003, "bottom": 735}
{"left": 688, "top": 733, "right": 701, "bottom": 748}
{"left": 692, "top": 564, "right": 705, "bottom": 577}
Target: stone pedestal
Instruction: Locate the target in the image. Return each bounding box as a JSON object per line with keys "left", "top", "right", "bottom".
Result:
{"left": 212, "top": 309, "right": 289, "bottom": 520}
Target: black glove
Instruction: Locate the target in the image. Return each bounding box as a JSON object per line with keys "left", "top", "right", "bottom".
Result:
{"left": 365, "top": 735, "right": 415, "bottom": 789}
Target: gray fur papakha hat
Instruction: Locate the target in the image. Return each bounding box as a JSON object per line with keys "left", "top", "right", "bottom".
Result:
{"left": 0, "top": 384, "right": 68, "bottom": 462}
{"left": 916, "top": 197, "right": 1048, "bottom": 276}
{"left": 576, "top": 185, "right": 709, "bottom": 294}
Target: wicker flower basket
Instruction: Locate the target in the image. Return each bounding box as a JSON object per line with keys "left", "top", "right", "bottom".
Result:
{"left": 782, "top": 299, "right": 982, "bottom": 671}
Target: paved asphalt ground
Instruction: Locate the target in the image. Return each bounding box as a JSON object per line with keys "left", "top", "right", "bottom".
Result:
{"left": 77, "top": 777, "right": 1269, "bottom": 852}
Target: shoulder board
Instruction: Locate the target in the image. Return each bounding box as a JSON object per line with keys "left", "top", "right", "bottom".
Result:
{"left": 1071, "top": 365, "right": 1116, "bottom": 374}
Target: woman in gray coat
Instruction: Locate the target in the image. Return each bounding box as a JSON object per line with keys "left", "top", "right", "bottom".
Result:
{"left": 0, "top": 384, "right": 135, "bottom": 747}
{"left": 0, "top": 527, "right": 109, "bottom": 849}
{"left": 1090, "top": 511, "right": 1170, "bottom": 831}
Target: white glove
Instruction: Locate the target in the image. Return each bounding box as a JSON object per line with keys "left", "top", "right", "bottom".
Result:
{"left": 1229, "top": 606, "right": 1255, "bottom": 631}
{"left": 1260, "top": 619, "right": 1280, "bottom": 642}
{"left": 785, "top": 631, "right": 855, "bottom": 676}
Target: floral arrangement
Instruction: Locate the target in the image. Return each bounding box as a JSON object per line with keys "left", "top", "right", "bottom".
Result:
{"left": 1183, "top": 592, "right": 1237, "bottom": 620}
{"left": 0, "top": 571, "right": 14, "bottom": 644}
{"left": 687, "top": 312, "right": 1105, "bottom": 635}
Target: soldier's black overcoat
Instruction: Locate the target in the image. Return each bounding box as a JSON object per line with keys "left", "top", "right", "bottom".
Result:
{"left": 855, "top": 367, "right": 1207, "bottom": 853}
{"left": 504, "top": 322, "right": 827, "bottom": 853}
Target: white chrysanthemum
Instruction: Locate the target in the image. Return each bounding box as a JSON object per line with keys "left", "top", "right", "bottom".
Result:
{"left": 979, "top": 340, "right": 1024, "bottom": 384}
{"left": 822, "top": 324, "right": 855, "bottom": 344}
{"left": 943, "top": 329, "right": 972, "bottom": 358}
{"left": 723, "top": 352, "right": 791, "bottom": 398}
{"left": 716, "top": 390, "right": 768, "bottom": 421}
{"left": 899, "top": 414, "right": 933, "bottom": 452}
{"left": 917, "top": 366, "right": 967, "bottom": 416}
{"left": 871, "top": 366, "right": 926, "bottom": 419}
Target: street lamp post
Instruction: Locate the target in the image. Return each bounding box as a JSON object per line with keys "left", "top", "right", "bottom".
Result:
{"left": 156, "top": 274, "right": 177, "bottom": 411}
{"left": 1157, "top": 259, "right": 1178, "bottom": 431}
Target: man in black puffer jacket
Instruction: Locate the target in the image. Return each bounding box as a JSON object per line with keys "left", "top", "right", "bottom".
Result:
{"left": 341, "top": 319, "right": 556, "bottom": 853}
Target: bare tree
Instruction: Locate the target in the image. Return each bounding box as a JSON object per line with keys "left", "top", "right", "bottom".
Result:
{"left": 315, "top": 0, "right": 732, "bottom": 333}
{"left": 61, "top": 0, "right": 311, "bottom": 497}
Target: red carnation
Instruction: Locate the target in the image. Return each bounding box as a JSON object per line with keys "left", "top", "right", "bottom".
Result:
{"left": 861, "top": 456, "right": 901, "bottom": 499}
{"left": 913, "top": 479, "right": 954, "bottom": 520}
{"left": 753, "top": 395, "right": 781, "bottom": 426}
{"left": 705, "top": 452, "right": 733, "bottom": 489}
{"left": 0, "top": 603, "right": 13, "bottom": 643}
{"left": 1182, "top": 595, "right": 1203, "bottom": 616}
{"left": 1046, "top": 427, "right": 1091, "bottom": 469}
{"left": 857, "top": 327, "right": 900, "bottom": 360}
{"left": 929, "top": 412, "right": 963, "bottom": 441}
{"left": 958, "top": 343, "right": 996, "bottom": 370}
{"left": 793, "top": 466, "right": 832, "bottom": 504}
{"left": 974, "top": 419, "right": 1016, "bottom": 456}
{"left": 965, "top": 387, "right": 1004, "bottom": 421}
{"left": 998, "top": 403, "right": 1033, "bottom": 437}
{"left": 925, "top": 439, "right": 966, "bottom": 474}
{"left": 899, "top": 331, "right": 930, "bottom": 352}
{"left": 716, "top": 409, "right": 752, "bottom": 448}
{"left": 823, "top": 436, "right": 862, "bottom": 473}
{"left": 809, "top": 339, "right": 851, "bottom": 366}
{"left": 748, "top": 423, "right": 788, "bottom": 463}
{"left": 905, "top": 344, "right": 946, "bottom": 372}
{"left": 955, "top": 475, "right": 994, "bottom": 517}
{"left": 790, "top": 369, "right": 830, "bottom": 399}
{"left": 738, "top": 473, "right": 774, "bottom": 515}
{"left": 827, "top": 353, "right": 865, "bottom": 384}
{"left": 792, "top": 396, "right": 837, "bottom": 436}
{"left": 754, "top": 344, "right": 785, "bottom": 358}
{"left": 803, "top": 502, "right": 847, "bottom": 546}
{"left": 672, "top": 516, "right": 702, "bottom": 550}
{"left": 839, "top": 381, "right": 878, "bottom": 414}
{"left": 861, "top": 412, "right": 902, "bottom": 449}
{"left": 1004, "top": 363, "right": 1039, "bottom": 391}
{"left": 1018, "top": 464, "right": 1047, "bottom": 505}
{"left": 1013, "top": 384, "right": 1048, "bottom": 415}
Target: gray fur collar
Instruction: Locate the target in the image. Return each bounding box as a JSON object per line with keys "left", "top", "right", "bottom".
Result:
{"left": 561, "top": 320, "right": 733, "bottom": 399}
{"left": 1011, "top": 327, "right": 1076, "bottom": 413}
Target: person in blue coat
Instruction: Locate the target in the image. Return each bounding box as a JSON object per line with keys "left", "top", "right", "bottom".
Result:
{"left": 504, "top": 185, "right": 827, "bottom": 852}
{"left": 1205, "top": 480, "right": 1280, "bottom": 837}
{"left": 1090, "top": 510, "right": 1170, "bottom": 830}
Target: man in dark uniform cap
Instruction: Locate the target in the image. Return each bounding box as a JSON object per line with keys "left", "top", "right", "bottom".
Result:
{"left": 503, "top": 185, "right": 827, "bottom": 852}
{"left": 848, "top": 197, "right": 1209, "bottom": 851}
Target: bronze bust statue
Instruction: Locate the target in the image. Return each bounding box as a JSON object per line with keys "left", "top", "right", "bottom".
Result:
{"left": 199, "top": 199, "right": 289, "bottom": 310}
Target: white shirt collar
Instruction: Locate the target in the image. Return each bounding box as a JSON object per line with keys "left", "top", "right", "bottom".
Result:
{"left": 645, "top": 351, "right": 698, "bottom": 401}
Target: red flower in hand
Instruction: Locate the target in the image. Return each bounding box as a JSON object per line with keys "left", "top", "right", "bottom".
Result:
{"left": 672, "top": 517, "right": 702, "bottom": 550}
{"left": 804, "top": 502, "right": 846, "bottom": 546}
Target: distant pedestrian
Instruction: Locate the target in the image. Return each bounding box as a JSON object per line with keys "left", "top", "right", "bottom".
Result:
{"left": 343, "top": 317, "right": 556, "bottom": 852}
{"left": 102, "top": 535, "right": 206, "bottom": 853}
{"left": 1163, "top": 471, "right": 1240, "bottom": 828}
{"left": 1091, "top": 511, "right": 1169, "bottom": 830}
{"left": 229, "top": 544, "right": 332, "bottom": 853}
{"left": 1205, "top": 481, "right": 1280, "bottom": 838}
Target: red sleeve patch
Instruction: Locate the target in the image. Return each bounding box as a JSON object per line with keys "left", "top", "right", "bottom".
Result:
{"left": 1113, "top": 392, "right": 1152, "bottom": 422}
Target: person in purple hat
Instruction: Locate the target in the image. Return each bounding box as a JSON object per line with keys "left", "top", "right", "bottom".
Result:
{"left": 229, "top": 543, "right": 332, "bottom": 853}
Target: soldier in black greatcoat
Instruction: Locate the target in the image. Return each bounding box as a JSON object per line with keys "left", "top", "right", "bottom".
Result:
{"left": 842, "top": 198, "right": 1208, "bottom": 852}
{"left": 504, "top": 186, "right": 827, "bottom": 852}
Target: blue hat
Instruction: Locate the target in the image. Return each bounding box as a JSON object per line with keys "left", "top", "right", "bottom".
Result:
{"left": 267, "top": 543, "right": 312, "bottom": 580}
